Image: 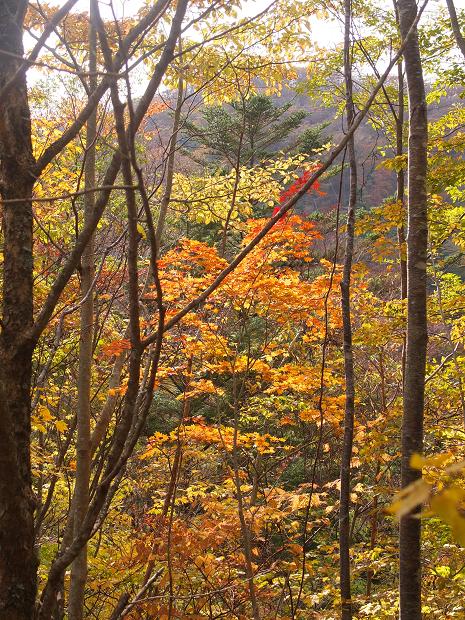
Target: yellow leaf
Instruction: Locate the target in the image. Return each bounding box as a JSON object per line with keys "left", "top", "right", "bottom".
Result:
{"left": 388, "top": 479, "right": 432, "bottom": 519}
{"left": 33, "top": 421, "right": 47, "bottom": 433}
{"left": 411, "top": 451, "right": 453, "bottom": 470}
{"left": 410, "top": 453, "right": 425, "bottom": 470}
{"left": 55, "top": 420, "right": 67, "bottom": 433}
{"left": 431, "top": 487, "right": 465, "bottom": 546}
{"left": 38, "top": 405, "right": 53, "bottom": 421}
{"left": 137, "top": 223, "right": 146, "bottom": 239}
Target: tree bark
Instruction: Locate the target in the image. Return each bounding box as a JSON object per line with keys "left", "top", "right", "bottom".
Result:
{"left": 156, "top": 45, "right": 184, "bottom": 247}
{"left": 37, "top": 0, "right": 190, "bottom": 608}
{"left": 339, "top": 0, "right": 357, "bottom": 617}
{"left": 0, "top": 2, "right": 38, "bottom": 618}
{"left": 396, "top": 59, "right": 407, "bottom": 303}
{"left": 231, "top": 375, "right": 261, "bottom": 620}
{"left": 445, "top": 0, "right": 465, "bottom": 59}
{"left": 68, "top": 2, "right": 98, "bottom": 617}
{"left": 397, "top": 1, "right": 428, "bottom": 618}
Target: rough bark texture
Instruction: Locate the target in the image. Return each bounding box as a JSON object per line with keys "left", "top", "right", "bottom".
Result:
{"left": 0, "top": 2, "right": 38, "bottom": 618}
{"left": 339, "top": 0, "right": 357, "bottom": 617}
{"left": 68, "top": 3, "right": 97, "bottom": 617}
{"left": 397, "top": 0, "right": 428, "bottom": 618}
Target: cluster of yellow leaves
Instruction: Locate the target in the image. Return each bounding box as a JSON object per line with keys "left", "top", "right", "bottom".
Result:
{"left": 140, "top": 421, "right": 286, "bottom": 459}
{"left": 159, "top": 1, "right": 316, "bottom": 103}
{"left": 32, "top": 404, "right": 67, "bottom": 434}
{"left": 168, "top": 155, "right": 315, "bottom": 225}
{"left": 389, "top": 453, "right": 465, "bottom": 546}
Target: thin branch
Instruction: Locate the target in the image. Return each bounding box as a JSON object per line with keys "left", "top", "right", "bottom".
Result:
{"left": 142, "top": 0, "right": 430, "bottom": 347}
{"left": 0, "top": 0, "right": 79, "bottom": 101}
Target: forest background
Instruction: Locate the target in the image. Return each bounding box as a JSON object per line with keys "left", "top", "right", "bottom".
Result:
{"left": 1, "top": 1, "right": 465, "bottom": 619}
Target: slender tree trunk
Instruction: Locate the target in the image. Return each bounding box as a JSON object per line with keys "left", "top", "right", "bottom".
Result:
{"left": 0, "top": 3, "right": 38, "bottom": 618}
{"left": 156, "top": 55, "right": 184, "bottom": 247}
{"left": 396, "top": 60, "right": 407, "bottom": 303}
{"left": 231, "top": 375, "right": 260, "bottom": 620}
{"left": 39, "top": 2, "right": 188, "bottom": 614}
{"left": 339, "top": 0, "right": 357, "bottom": 617}
{"left": 366, "top": 353, "right": 386, "bottom": 597}
{"left": 220, "top": 116, "right": 245, "bottom": 258}
{"left": 397, "top": 1, "right": 428, "bottom": 618}
{"left": 68, "top": 4, "right": 97, "bottom": 618}
{"left": 395, "top": 53, "right": 408, "bottom": 388}
{"left": 445, "top": 0, "right": 465, "bottom": 59}
{"left": 365, "top": 465, "right": 380, "bottom": 598}
{"left": 89, "top": 54, "right": 184, "bottom": 459}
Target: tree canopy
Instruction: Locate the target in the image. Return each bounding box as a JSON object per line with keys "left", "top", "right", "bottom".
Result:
{"left": 1, "top": 1, "right": 465, "bottom": 619}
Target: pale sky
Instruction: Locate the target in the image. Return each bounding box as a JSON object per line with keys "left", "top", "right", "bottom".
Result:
{"left": 74, "top": 0, "right": 344, "bottom": 47}
{"left": 27, "top": 0, "right": 344, "bottom": 92}
{"left": 73, "top": 0, "right": 465, "bottom": 49}
{"left": 27, "top": 0, "right": 465, "bottom": 93}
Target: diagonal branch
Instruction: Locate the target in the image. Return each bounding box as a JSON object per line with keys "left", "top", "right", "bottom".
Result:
{"left": 29, "top": 0, "right": 187, "bottom": 345}
{"left": 0, "top": 0, "right": 79, "bottom": 102}
{"left": 446, "top": 0, "right": 465, "bottom": 59}
{"left": 142, "top": 0, "right": 430, "bottom": 347}
{"left": 33, "top": 0, "right": 171, "bottom": 176}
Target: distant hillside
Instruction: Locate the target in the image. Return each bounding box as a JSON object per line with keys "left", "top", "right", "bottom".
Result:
{"left": 148, "top": 77, "right": 465, "bottom": 215}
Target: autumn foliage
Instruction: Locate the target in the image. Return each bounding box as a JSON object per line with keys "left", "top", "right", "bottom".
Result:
{"left": 2, "top": 1, "right": 465, "bottom": 620}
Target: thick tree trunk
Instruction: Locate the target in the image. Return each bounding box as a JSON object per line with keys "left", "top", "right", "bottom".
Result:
{"left": 339, "top": 0, "right": 357, "bottom": 617}
{"left": 68, "top": 3, "right": 98, "bottom": 617}
{"left": 397, "top": 1, "right": 428, "bottom": 618}
{"left": 0, "top": 2, "right": 38, "bottom": 618}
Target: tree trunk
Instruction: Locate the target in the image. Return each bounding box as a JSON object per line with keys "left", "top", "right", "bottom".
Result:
{"left": 339, "top": 0, "right": 357, "bottom": 617}
{"left": 68, "top": 3, "right": 98, "bottom": 617}
{"left": 445, "top": 0, "right": 465, "bottom": 59}
{"left": 156, "top": 55, "right": 184, "bottom": 247}
{"left": 397, "top": 0, "right": 428, "bottom": 618}
{"left": 396, "top": 59, "right": 407, "bottom": 302}
{"left": 394, "top": 52, "right": 408, "bottom": 388}
{"left": 0, "top": 2, "right": 38, "bottom": 618}
{"left": 231, "top": 374, "right": 261, "bottom": 620}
